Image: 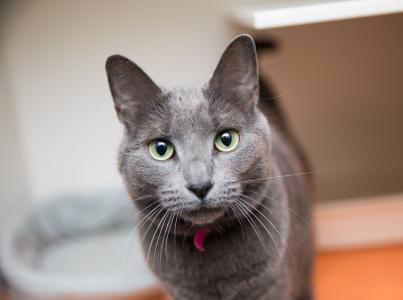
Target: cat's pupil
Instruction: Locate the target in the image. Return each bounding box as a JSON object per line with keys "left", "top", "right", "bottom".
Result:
{"left": 156, "top": 141, "right": 168, "bottom": 156}
{"left": 220, "top": 132, "right": 232, "bottom": 146}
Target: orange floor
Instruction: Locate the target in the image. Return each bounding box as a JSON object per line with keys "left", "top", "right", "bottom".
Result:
{"left": 315, "top": 244, "right": 403, "bottom": 300}
{"left": 1, "top": 245, "right": 403, "bottom": 300}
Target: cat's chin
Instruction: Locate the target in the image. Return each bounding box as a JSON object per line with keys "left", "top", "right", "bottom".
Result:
{"left": 180, "top": 207, "right": 226, "bottom": 225}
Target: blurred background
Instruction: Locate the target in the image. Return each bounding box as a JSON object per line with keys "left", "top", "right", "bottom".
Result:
{"left": 1, "top": 0, "right": 403, "bottom": 299}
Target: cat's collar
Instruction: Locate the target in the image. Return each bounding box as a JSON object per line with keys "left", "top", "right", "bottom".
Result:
{"left": 193, "top": 228, "right": 211, "bottom": 252}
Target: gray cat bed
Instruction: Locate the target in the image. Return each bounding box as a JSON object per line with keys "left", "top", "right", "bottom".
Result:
{"left": 0, "top": 191, "right": 156, "bottom": 299}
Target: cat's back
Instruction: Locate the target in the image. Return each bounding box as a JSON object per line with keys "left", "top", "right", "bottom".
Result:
{"left": 258, "top": 76, "right": 314, "bottom": 300}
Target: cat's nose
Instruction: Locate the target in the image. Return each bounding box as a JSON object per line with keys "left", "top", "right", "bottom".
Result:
{"left": 187, "top": 182, "right": 213, "bottom": 199}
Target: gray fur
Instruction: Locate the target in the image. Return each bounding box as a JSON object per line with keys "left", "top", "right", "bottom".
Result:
{"left": 106, "top": 35, "right": 313, "bottom": 300}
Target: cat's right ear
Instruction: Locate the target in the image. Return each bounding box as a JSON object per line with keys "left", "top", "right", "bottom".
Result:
{"left": 105, "top": 55, "right": 161, "bottom": 128}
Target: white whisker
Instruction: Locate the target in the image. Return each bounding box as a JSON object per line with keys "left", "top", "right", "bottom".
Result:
{"left": 123, "top": 201, "right": 160, "bottom": 286}
{"left": 239, "top": 195, "right": 296, "bottom": 266}
{"left": 163, "top": 213, "right": 175, "bottom": 267}
{"left": 148, "top": 210, "right": 169, "bottom": 269}
{"left": 233, "top": 201, "right": 270, "bottom": 256}
{"left": 242, "top": 188, "right": 309, "bottom": 225}
{"left": 157, "top": 212, "right": 171, "bottom": 271}
{"left": 92, "top": 193, "right": 154, "bottom": 225}
{"left": 228, "top": 203, "right": 245, "bottom": 241}
{"left": 236, "top": 199, "right": 288, "bottom": 274}
{"left": 241, "top": 168, "right": 330, "bottom": 184}
{"left": 173, "top": 210, "right": 180, "bottom": 262}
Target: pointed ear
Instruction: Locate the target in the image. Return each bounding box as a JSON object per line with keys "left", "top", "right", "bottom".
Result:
{"left": 105, "top": 55, "right": 161, "bottom": 127}
{"left": 208, "top": 35, "right": 259, "bottom": 111}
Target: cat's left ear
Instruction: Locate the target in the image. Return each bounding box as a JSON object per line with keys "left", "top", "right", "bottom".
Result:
{"left": 208, "top": 34, "right": 259, "bottom": 111}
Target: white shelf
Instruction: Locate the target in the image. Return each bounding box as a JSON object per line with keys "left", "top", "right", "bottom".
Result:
{"left": 233, "top": 0, "right": 403, "bottom": 29}
{"left": 315, "top": 193, "right": 403, "bottom": 250}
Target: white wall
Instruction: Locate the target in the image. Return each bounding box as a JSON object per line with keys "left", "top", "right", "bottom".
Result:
{"left": 0, "top": 2, "right": 29, "bottom": 226}
{"left": 2, "top": 0, "right": 234, "bottom": 203}
{"left": 3, "top": 1, "right": 403, "bottom": 205}
{"left": 0, "top": 56, "right": 29, "bottom": 225}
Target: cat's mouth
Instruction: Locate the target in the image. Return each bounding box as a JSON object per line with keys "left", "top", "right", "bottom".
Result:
{"left": 180, "top": 206, "right": 226, "bottom": 225}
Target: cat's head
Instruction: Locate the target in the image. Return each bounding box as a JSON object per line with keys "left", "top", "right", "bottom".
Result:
{"left": 106, "top": 35, "right": 271, "bottom": 226}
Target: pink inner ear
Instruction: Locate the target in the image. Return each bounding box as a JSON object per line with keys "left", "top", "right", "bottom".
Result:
{"left": 193, "top": 229, "right": 210, "bottom": 252}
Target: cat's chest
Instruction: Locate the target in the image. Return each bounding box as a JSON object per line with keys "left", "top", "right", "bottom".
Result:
{"left": 152, "top": 225, "right": 278, "bottom": 285}
{"left": 155, "top": 232, "right": 283, "bottom": 300}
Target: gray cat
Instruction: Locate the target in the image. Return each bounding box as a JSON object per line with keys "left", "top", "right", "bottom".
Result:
{"left": 105, "top": 35, "right": 313, "bottom": 300}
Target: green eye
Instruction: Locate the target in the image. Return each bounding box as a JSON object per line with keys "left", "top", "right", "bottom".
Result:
{"left": 214, "top": 130, "right": 240, "bottom": 152}
{"left": 148, "top": 140, "right": 175, "bottom": 161}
